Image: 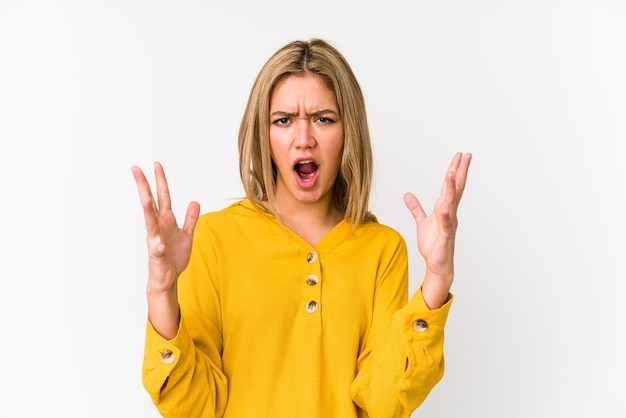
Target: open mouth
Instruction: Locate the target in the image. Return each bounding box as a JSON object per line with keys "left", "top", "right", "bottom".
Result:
{"left": 294, "top": 160, "right": 319, "bottom": 182}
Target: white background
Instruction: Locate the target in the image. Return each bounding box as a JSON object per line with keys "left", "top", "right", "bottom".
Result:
{"left": 1, "top": 0, "right": 625, "bottom": 417}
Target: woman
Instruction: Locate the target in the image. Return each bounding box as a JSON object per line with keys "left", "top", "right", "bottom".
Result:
{"left": 132, "top": 38, "right": 471, "bottom": 417}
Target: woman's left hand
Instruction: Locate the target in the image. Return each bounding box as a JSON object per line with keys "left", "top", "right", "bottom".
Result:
{"left": 403, "top": 152, "right": 472, "bottom": 309}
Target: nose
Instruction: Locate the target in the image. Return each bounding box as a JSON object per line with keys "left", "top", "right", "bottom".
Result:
{"left": 294, "top": 119, "right": 316, "bottom": 149}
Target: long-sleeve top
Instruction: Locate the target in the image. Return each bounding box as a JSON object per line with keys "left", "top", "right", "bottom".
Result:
{"left": 142, "top": 199, "right": 452, "bottom": 418}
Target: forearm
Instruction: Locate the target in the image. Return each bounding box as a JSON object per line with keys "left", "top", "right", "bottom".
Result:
{"left": 143, "top": 316, "right": 228, "bottom": 417}
{"left": 147, "top": 286, "right": 180, "bottom": 340}
{"left": 391, "top": 288, "right": 450, "bottom": 409}
{"left": 351, "top": 288, "right": 452, "bottom": 416}
{"left": 421, "top": 269, "right": 453, "bottom": 310}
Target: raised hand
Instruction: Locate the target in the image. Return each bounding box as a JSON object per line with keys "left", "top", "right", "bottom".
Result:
{"left": 403, "top": 152, "right": 472, "bottom": 309}
{"left": 131, "top": 162, "right": 200, "bottom": 339}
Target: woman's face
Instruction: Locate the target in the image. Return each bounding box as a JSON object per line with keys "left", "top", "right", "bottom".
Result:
{"left": 269, "top": 73, "right": 344, "bottom": 210}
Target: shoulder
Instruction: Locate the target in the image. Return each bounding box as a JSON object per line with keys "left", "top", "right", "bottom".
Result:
{"left": 198, "top": 198, "right": 253, "bottom": 219}
{"left": 344, "top": 216, "right": 407, "bottom": 257}
{"left": 352, "top": 216, "right": 405, "bottom": 243}
{"left": 341, "top": 217, "right": 409, "bottom": 275}
{"left": 195, "top": 199, "right": 272, "bottom": 234}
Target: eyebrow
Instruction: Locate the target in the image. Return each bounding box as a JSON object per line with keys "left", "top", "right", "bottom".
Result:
{"left": 270, "top": 109, "right": 340, "bottom": 118}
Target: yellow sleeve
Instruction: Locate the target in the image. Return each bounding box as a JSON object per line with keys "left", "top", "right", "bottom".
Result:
{"left": 393, "top": 289, "right": 452, "bottom": 411}
{"left": 141, "top": 216, "right": 229, "bottom": 418}
{"left": 350, "top": 236, "right": 452, "bottom": 417}
{"left": 141, "top": 315, "right": 228, "bottom": 417}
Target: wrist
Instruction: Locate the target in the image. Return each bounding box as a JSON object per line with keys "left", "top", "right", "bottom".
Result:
{"left": 147, "top": 287, "right": 180, "bottom": 340}
{"left": 421, "top": 270, "right": 453, "bottom": 309}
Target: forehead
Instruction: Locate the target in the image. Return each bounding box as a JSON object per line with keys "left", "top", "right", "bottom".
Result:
{"left": 270, "top": 73, "right": 337, "bottom": 109}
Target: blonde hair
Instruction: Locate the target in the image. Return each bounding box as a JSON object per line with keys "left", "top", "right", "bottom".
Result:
{"left": 238, "top": 39, "right": 374, "bottom": 225}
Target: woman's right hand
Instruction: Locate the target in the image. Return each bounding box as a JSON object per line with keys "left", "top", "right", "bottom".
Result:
{"left": 131, "top": 162, "right": 200, "bottom": 339}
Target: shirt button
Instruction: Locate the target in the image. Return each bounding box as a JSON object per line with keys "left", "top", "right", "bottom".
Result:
{"left": 306, "top": 300, "right": 318, "bottom": 313}
{"left": 413, "top": 319, "right": 428, "bottom": 333}
{"left": 306, "top": 252, "right": 318, "bottom": 263}
{"left": 305, "top": 274, "right": 319, "bottom": 286}
{"left": 160, "top": 350, "right": 175, "bottom": 364}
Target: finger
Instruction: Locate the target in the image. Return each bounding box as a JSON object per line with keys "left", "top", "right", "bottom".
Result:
{"left": 439, "top": 152, "right": 463, "bottom": 197}
{"left": 182, "top": 201, "right": 201, "bottom": 236}
{"left": 403, "top": 192, "right": 427, "bottom": 224}
{"left": 131, "top": 166, "right": 161, "bottom": 237}
{"left": 132, "top": 165, "right": 157, "bottom": 212}
{"left": 439, "top": 202, "right": 456, "bottom": 235}
{"left": 131, "top": 165, "right": 155, "bottom": 204}
{"left": 444, "top": 168, "right": 457, "bottom": 206}
{"left": 443, "top": 152, "right": 473, "bottom": 207}
{"left": 154, "top": 161, "right": 172, "bottom": 212}
{"left": 453, "top": 153, "right": 472, "bottom": 203}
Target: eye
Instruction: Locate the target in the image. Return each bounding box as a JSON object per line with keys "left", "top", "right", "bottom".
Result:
{"left": 273, "top": 117, "right": 290, "bottom": 125}
{"left": 316, "top": 116, "right": 334, "bottom": 124}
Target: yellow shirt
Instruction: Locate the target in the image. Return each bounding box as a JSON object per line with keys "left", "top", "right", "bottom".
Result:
{"left": 142, "top": 199, "right": 452, "bottom": 418}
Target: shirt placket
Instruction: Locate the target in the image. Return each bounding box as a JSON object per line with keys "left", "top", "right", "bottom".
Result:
{"left": 302, "top": 250, "right": 322, "bottom": 326}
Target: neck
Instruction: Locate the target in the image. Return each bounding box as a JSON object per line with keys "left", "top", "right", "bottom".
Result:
{"left": 268, "top": 193, "right": 344, "bottom": 247}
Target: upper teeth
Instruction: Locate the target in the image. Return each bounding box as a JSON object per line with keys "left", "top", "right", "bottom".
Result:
{"left": 298, "top": 160, "right": 312, "bottom": 164}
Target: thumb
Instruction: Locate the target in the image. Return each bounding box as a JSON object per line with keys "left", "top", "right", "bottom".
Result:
{"left": 182, "top": 201, "right": 201, "bottom": 236}
{"left": 403, "top": 192, "right": 426, "bottom": 224}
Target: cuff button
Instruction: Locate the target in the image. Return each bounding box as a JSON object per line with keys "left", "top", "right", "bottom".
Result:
{"left": 160, "top": 349, "right": 175, "bottom": 364}
{"left": 413, "top": 319, "right": 428, "bottom": 332}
